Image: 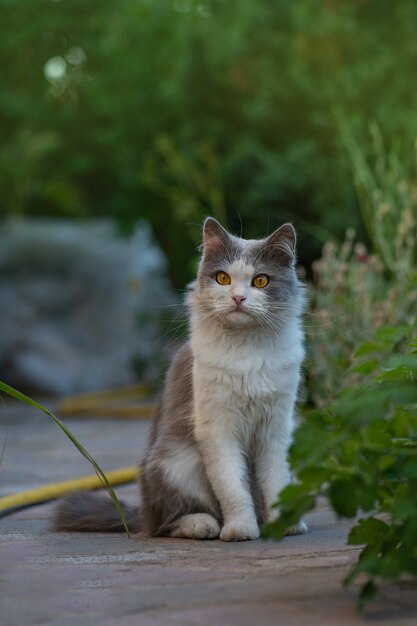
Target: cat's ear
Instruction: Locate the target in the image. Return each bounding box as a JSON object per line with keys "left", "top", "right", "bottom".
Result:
{"left": 202, "top": 217, "right": 230, "bottom": 256}
{"left": 264, "top": 223, "right": 296, "bottom": 265}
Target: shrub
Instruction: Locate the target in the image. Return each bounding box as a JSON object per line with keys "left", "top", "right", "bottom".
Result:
{"left": 307, "top": 128, "right": 417, "bottom": 406}
{"left": 263, "top": 315, "right": 417, "bottom": 608}
{"left": 341, "top": 120, "right": 417, "bottom": 277}
{"left": 306, "top": 232, "right": 417, "bottom": 407}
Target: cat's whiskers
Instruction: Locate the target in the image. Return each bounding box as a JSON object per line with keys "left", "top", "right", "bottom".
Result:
{"left": 157, "top": 313, "right": 191, "bottom": 346}
{"left": 156, "top": 303, "right": 187, "bottom": 309}
{"left": 255, "top": 310, "right": 285, "bottom": 336}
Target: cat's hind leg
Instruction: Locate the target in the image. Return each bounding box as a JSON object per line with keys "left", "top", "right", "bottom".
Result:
{"left": 142, "top": 441, "right": 221, "bottom": 537}
{"left": 169, "top": 513, "right": 220, "bottom": 539}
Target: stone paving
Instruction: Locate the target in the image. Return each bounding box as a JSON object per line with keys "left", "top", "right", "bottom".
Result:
{"left": 1, "top": 399, "right": 416, "bottom": 626}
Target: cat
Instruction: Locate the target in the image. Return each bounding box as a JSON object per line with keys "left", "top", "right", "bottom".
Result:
{"left": 54, "top": 217, "right": 307, "bottom": 541}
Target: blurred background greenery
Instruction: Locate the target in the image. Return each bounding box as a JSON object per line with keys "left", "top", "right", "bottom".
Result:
{"left": 1, "top": 0, "right": 417, "bottom": 402}
{"left": 2, "top": 0, "right": 417, "bottom": 284}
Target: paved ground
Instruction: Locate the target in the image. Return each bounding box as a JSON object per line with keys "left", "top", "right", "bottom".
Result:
{"left": 1, "top": 398, "right": 416, "bottom": 626}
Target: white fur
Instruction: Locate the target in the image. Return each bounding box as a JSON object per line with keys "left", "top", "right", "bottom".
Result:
{"left": 169, "top": 513, "right": 220, "bottom": 539}
{"left": 189, "top": 254, "right": 305, "bottom": 541}
{"left": 159, "top": 443, "right": 212, "bottom": 506}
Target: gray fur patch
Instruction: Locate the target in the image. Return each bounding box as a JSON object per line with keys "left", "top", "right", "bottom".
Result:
{"left": 141, "top": 343, "right": 221, "bottom": 535}
{"left": 52, "top": 490, "right": 141, "bottom": 533}
{"left": 198, "top": 221, "right": 301, "bottom": 307}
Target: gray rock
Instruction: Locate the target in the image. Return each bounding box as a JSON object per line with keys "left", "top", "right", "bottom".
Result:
{"left": 0, "top": 218, "right": 176, "bottom": 394}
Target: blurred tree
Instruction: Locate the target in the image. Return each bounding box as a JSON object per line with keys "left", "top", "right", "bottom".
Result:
{"left": 1, "top": 0, "right": 417, "bottom": 286}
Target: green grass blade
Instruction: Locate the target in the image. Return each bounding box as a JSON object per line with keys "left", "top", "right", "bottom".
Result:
{"left": 0, "top": 428, "right": 8, "bottom": 470}
{"left": 0, "top": 380, "right": 130, "bottom": 536}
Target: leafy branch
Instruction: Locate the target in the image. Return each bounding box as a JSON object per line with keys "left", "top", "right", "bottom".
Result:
{"left": 262, "top": 318, "right": 417, "bottom": 608}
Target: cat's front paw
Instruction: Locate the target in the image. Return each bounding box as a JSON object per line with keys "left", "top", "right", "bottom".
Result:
{"left": 220, "top": 519, "right": 260, "bottom": 542}
{"left": 285, "top": 519, "right": 308, "bottom": 536}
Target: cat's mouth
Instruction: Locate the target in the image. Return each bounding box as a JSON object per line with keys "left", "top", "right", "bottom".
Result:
{"left": 227, "top": 307, "right": 251, "bottom": 318}
{"left": 224, "top": 307, "right": 255, "bottom": 327}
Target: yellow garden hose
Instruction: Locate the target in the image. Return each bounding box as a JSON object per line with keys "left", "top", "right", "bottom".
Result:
{"left": 60, "top": 404, "right": 157, "bottom": 419}
{"left": 0, "top": 466, "right": 141, "bottom": 518}
{"left": 58, "top": 383, "right": 156, "bottom": 418}
{"left": 0, "top": 384, "right": 153, "bottom": 519}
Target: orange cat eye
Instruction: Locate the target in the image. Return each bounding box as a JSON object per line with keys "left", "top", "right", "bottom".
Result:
{"left": 252, "top": 274, "right": 269, "bottom": 288}
{"left": 215, "top": 271, "right": 231, "bottom": 286}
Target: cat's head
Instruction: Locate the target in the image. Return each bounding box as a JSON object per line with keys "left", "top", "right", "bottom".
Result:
{"left": 189, "top": 217, "right": 304, "bottom": 331}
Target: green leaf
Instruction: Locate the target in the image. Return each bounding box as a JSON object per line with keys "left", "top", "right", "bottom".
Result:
{"left": 349, "top": 359, "right": 379, "bottom": 375}
{"left": 264, "top": 487, "right": 316, "bottom": 540}
{"left": 373, "top": 325, "right": 409, "bottom": 346}
{"left": 328, "top": 479, "right": 358, "bottom": 518}
{"left": 297, "top": 466, "right": 332, "bottom": 487}
{"left": 0, "top": 381, "right": 130, "bottom": 536}
{"left": 384, "top": 355, "right": 417, "bottom": 371}
{"left": 358, "top": 580, "right": 378, "bottom": 610}
{"left": 356, "top": 483, "right": 378, "bottom": 512}
{"left": 262, "top": 513, "right": 294, "bottom": 540}
{"left": 392, "top": 495, "right": 417, "bottom": 520}
{"left": 344, "top": 545, "right": 379, "bottom": 586}
{"left": 278, "top": 483, "right": 312, "bottom": 504}
{"left": 348, "top": 517, "right": 389, "bottom": 546}
{"left": 334, "top": 383, "right": 417, "bottom": 424}
{"left": 353, "top": 342, "right": 382, "bottom": 358}
{"left": 376, "top": 546, "right": 417, "bottom": 578}
{"left": 403, "top": 462, "right": 417, "bottom": 479}
{"left": 0, "top": 428, "right": 8, "bottom": 469}
{"left": 402, "top": 518, "right": 417, "bottom": 546}
{"left": 377, "top": 455, "right": 395, "bottom": 472}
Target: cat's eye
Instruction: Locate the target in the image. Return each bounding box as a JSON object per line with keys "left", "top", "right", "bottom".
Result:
{"left": 215, "top": 271, "right": 231, "bottom": 286}
{"left": 252, "top": 274, "right": 269, "bottom": 289}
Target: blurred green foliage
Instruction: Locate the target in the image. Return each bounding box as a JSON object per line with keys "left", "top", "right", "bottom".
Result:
{"left": 341, "top": 120, "right": 417, "bottom": 274}
{"left": 2, "top": 0, "right": 417, "bottom": 285}
{"left": 306, "top": 132, "right": 417, "bottom": 406}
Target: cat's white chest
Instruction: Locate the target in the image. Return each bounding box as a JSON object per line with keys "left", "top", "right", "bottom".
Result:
{"left": 192, "top": 326, "right": 303, "bottom": 402}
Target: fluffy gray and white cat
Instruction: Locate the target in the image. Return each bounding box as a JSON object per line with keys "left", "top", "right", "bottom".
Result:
{"left": 54, "top": 217, "right": 307, "bottom": 541}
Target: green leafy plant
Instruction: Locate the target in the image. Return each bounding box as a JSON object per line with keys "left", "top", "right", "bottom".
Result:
{"left": 307, "top": 129, "right": 417, "bottom": 407}
{"left": 0, "top": 429, "right": 7, "bottom": 470}
{"left": 340, "top": 119, "right": 417, "bottom": 278}
{"left": 0, "top": 381, "right": 130, "bottom": 534}
{"left": 263, "top": 317, "right": 417, "bottom": 608}
{"left": 307, "top": 233, "right": 417, "bottom": 407}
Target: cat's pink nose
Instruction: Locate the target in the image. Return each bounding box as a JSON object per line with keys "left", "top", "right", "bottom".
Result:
{"left": 232, "top": 295, "right": 246, "bottom": 307}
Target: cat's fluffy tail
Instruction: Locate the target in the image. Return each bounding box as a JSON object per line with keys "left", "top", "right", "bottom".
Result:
{"left": 52, "top": 490, "right": 141, "bottom": 533}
